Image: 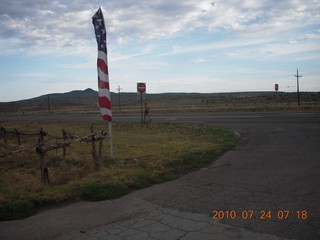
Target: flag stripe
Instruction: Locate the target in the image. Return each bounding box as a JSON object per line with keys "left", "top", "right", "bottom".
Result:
{"left": 97, "top": 58, "right": 108, "bottom": 75}
{"left": 98, "top": 76, "right": 110, "bottom": 89}
{"left": 100, "top": 108, "right": 112, "bottom": 121}
{"left": 98, "top": 51, "right": 108, "bottom": 63}
{"left": 98, "top": 88, "right": 111, "bottom": 98}
{"left": 102, "top": 114, "right": 112, "bottom": 121}
{"left": 98, "top": 67, "right": 109, "bottom": 83}
{"left": 99, "top": 96, "right": 111, "bottom": 109}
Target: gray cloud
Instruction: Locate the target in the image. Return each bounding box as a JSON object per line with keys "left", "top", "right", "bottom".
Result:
{"left": 0, "top": 0, "right": 99, "bottom": 54}
{"left": 104, "top": 0, "right": 320, "bottom": 39}
{"left": 0, "top": 0, "right": 319, "bottom": 55}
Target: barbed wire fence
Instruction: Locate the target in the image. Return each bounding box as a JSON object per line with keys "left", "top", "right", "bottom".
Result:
{"left": 0, "top": 126, "right": 107, "bottom": 184}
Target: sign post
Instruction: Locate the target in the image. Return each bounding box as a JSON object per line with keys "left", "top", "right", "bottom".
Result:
{"left": 137, "top": 83, "right": 146, "bottom": 125}
{"left": 275, "top": 84, "right": 279, "bottom": 110}
{"left": 294, "top": 69, "right": 302, "bottom": 106}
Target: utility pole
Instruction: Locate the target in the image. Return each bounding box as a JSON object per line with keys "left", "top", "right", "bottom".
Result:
{"left": 47, "top": 95, "right": 51, "bottom": 113}
{"left": 116, "top": 85, "right": 123, "bottom": 111}
{"left": 294, "top": 69, "right": 302, "bottom": 106}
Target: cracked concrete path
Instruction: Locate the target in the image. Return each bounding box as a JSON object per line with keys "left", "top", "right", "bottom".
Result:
{"left": 53, "top": 198, "right": 291, "bottom": 240}
{"left": 1, "top": 112, "right": 319, "bottom": 239}
{"left": 0, "top": 196, "right": 292, "bottom": 240}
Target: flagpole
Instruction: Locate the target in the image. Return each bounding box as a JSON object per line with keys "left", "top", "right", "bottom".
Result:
{"left": 108, "top": 121, "right": 114, "bottom": 160}
{"left": 93, "top": 8, "right": 114, "bottom": 161}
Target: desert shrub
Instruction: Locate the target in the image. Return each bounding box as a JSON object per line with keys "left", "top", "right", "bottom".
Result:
{"left": 80, "top": 182, "right": 127, "bottom": 201}
{"left": 129, "top": 171, "right": 152, "bottom": 189}
{"left": 0, "top": 200, "right": 36, "bottom": 221}
{"left": 150, "top": 170, "right": 178, "bottom": 184}
{"left": 137, "top": 159, "right": 148, "bottom": 169}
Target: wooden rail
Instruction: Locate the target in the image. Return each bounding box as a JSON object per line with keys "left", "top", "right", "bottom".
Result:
{"left": 1, "top": 126, "right": 107, "bottom": 183}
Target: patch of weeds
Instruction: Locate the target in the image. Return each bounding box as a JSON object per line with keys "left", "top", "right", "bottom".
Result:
{"left": 137, "top": 159, "right": 148, "bottom": 169}
{"left": 35, "top": 184, "right": 78, "bottom": 204}
{"left": 129, "top": 170, "right": 152, "bottom": 189}
{"left": 166, "top": 150, "right": 215, "bottom": 173}
{"left": 80, "top": 182, "right": 127, "bottom": 201}
{"left": 101, "top": 157, "right": 116, "bottom": 166}
{"left": 0, "top": 180, "right": 5, "bottom": 192}
{"left": 150, "top": 170, "right": 178, "bottom": 184}
{"left": 65, "top": 158, "right": 85, "bottom": 167}
{"left": 162, "top": 122, "right": 180, "bottom": 132}
{"left": 0, "top": 200, "right": 36, "bottom": 221}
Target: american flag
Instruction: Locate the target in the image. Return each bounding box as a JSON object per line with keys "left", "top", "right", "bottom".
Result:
{"left": 92, "top": 8, "right": 112, "bottom": 121}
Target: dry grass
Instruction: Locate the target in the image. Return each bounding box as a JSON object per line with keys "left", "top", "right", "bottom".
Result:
{"left": 0, "top": 120, "right": 238, "bottom": 220}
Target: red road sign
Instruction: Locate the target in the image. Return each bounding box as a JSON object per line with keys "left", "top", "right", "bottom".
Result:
{"left": 137, "top": 82, "right": 146, "bottom": 93}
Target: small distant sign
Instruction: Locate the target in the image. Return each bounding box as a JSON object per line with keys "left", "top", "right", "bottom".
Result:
{"left": 137, "top": 82, "right": 146, "bottom": 93}
{"left": 275, "top": 84, "right": 279, "bottom": 92}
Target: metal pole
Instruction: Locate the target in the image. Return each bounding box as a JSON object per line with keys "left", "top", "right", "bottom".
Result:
{"left": 47, "top": 95, "right": 51, "bottom": 113}
{"left": 140, "top": 93, "right": 143, "bottom": 126}
{"left": 116, "top": 85, "right": 122, "bottom": 111}
{"left": 295, "top": 69, "right": 302, "bottom": 106}
{"left": 118, "top": 87, "right": 121, "bottom": 111}
{"left": 108, "top": 121, "right": 115, "bottom": 160}
{"left": 297, "top": 69, "right": 300, "bottom": 106}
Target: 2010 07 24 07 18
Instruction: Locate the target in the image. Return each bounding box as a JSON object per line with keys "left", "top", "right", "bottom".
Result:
{"left": 211, "top": 210, "right": 308, "bottom": 220}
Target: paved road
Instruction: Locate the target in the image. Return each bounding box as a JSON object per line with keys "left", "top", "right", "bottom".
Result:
{"left": 1, "top": 112, "right": 320, "bottom": 240}
{"left": 148, "top": 112, "right": 320, "bottom": 239}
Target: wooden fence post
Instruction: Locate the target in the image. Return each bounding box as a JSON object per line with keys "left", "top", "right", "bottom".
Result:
{"left": 14, "top": 129, "right": 21, "bottom": 145}
{"left": 39, "top": 128, "right": 46, "bottom": 142}
{"left": 62, "top": 129, "right": 67, "bottom": 157}
{"left": 90, "top": 126, "right": 100, "bottom": 170}
{"left": 1, "top": 127, "right": 7, "bottom": 144}
{"left": 38, "top": 128, "right": 49, "bottom": 184}
{"left": 39, "top": 152, "right": 49, "bottom": 184}
{"left": 98, "top": 130, "right": 103, "bottom": 158}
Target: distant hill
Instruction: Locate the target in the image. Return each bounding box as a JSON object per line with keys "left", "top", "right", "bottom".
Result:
{"left": 0, "top": 88, "right": 319, "bottom": 113}
{"left": 0, "top": 88, "right": 99, "bottom": 112}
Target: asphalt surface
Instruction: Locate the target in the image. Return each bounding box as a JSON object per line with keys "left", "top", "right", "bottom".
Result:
{"left": 1, "top": 112, "right": 320, "bottom": 240}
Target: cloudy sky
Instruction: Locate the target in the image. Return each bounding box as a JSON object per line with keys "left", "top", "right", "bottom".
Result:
{"left": 0, "top": 0, "right": 319, "bottom": 102}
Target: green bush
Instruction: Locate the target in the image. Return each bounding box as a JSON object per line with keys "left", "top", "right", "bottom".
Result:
{"left": 150, "top": 170, "right": 178, "bottom": 184}
{"left": 0, "top": 200, "right": 36, "bottom": 221}
{"left": 137, "top": 159, "right": 148, "bottom": 169}
{"left": 129, "top": 171, "right": 152, "bottom": 189}
{"left": 80, "top": 182, "right": 127, "bottom": 201}
{"left": 101, "top": 157, "right": 116, "bottom": 166}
